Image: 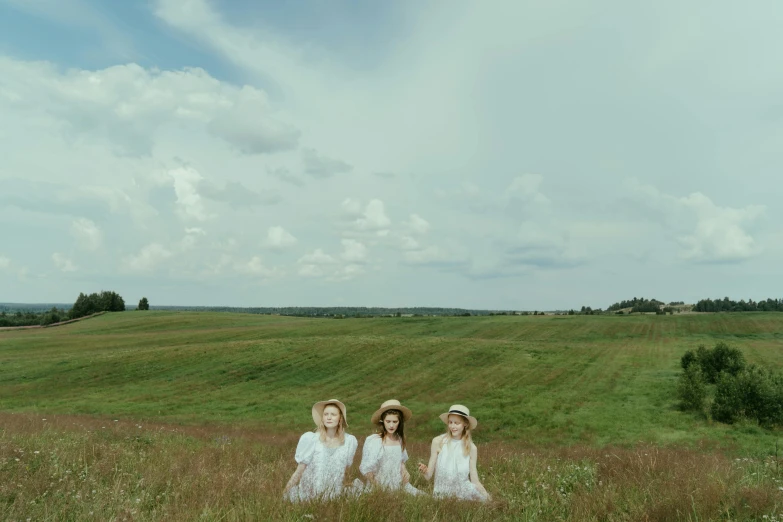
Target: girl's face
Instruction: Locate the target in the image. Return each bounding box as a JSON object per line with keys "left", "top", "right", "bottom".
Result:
{"left": 383, "top": 413, "right": 400, "bottom": 435}
{"left": 322, "top": 405, "right": 341, "bottom": 429}
{"left": 447, "top": 415, "right": 467, "bottom": 438}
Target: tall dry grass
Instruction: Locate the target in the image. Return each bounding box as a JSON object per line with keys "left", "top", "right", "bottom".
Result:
{"left": 1, "top": 412, "right": 782, "bottom": 521}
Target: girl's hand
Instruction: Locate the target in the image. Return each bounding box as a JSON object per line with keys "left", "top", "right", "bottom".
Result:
{"left": 417, "top": 462, "right": 428, "bottom": 474}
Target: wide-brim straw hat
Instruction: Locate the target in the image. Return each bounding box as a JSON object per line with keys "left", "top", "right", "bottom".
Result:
{"left": 439, "top": 404, "right": 478, "bottom": 430}
{"left": 371, "top": 399, "right": 413, "bottom": 424}
{"left": 312, "top": 399, "right": 348, "bottom": 427}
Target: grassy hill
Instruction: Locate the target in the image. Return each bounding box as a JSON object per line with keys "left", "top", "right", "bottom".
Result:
{"left": 2, "top": 311, "right": 782, "bottom": 454}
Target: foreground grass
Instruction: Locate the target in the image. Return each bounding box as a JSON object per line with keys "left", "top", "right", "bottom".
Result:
{"left": 2, "top": 312, "right": 783, "bottom": 454}
{"left": 2, "top": 412, "right": 782, "bottom": 521}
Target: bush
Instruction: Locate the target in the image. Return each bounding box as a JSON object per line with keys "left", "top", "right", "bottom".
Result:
{"left": 680, "top": 350, "right": 698, "bottom": 370}
{"left": 677, "top": 363, "right": 706, "bottom": 412}
{"left": 681, "top": 342, "right": 745, "bottom": 384}
{"left": 711, "top": 366, "right": 783, "bottom": 426}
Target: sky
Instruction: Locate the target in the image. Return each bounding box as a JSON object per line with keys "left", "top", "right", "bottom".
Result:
{"left": 1, "top": 0, "right": 781, "bottom": 310}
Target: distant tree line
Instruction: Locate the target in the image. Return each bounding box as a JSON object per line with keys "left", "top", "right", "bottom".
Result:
{"left": 148, "top": 305, "right": 522, "bottom": 317}
{"left": 0, "top": 307, "right": 69, "bottom": 327}
{"left": 606, "top": 297, "right": 664, "bottom": 313}
{"left": 0, "top": 291, "right": 129, "bottom": 327}
{"left": 693, "top": 297, "right": 783, "bottom": 313}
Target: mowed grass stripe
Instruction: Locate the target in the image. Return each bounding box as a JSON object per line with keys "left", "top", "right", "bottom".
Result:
{"left": 2, "top": 311, "right": 783, "bottom": 454}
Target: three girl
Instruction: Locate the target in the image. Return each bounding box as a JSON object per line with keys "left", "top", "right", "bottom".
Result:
{"left": 283, "top": 399, "right": 358, "bottom": 502}
{"left": 284, "top": 399, "right": 489, "bottom": 502}
{"left": 358, "top": 399, "right": 421, "bottom": 495}
{"left": 417, "top": 404, "right": 491, "bottom": 501}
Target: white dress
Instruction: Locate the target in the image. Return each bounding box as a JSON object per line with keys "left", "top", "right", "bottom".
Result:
{"left": 358, "top": 434, "right": 421, "bottom": 495}
{"left": 433, "top": 436, "right": 488, "bottom": 501}
{"left": 285, "top": 431, "right": 359, "bottom": 502}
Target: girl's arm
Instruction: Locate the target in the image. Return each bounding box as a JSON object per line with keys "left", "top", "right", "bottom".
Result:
{"left": 469, "top": 444, "right": 491, "bottom": 500}
{"left": 400, "top": 462, "right": 410, "bottom": 484}
{"left": 283, "top": 463, "right": 306, "bottom": 494}
{"left": 417, "top": 436, "right": 441, "bottom": 481}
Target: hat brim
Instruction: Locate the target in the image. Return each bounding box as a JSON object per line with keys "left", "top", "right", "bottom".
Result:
{"left": 371, "top": 404, "right": 412, "bottom": 424}
{"left": 312, "top": 399, "right": 348, "bottom": 427}
{"left": 440, "top": 411, "right": 478, "bottom": 430}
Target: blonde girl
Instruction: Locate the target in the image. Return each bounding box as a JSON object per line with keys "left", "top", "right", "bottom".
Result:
{"left": 417, "top": 404, "right": 490, "bottom": 501}
{"left": 358, "top": 399, "right": 422, "bottom": 495}
{"left": 284, "top": 399, "right": 359, "bottom": 502}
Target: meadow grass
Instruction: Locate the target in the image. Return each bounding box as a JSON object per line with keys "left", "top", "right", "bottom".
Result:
{"left": 2, "top": 312, "right": 783, "bottom": 453}
{"left": 2, "top": 412, "right": 782, "bottom": 521}
{"left": 2, "top": 312, "right": 783, "bottom": 519}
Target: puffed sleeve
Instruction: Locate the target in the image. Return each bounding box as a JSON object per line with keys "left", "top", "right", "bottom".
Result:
{"left": 359, "top": 434, "right": 382, "bottom": 475}
{"left": 294, "top": 432, "right": 317, "bottom": 465}
{"left": 401, "top": 447, "right": 409, "bottom": 464}
{"left": 344, "top": 434, "right": 359, "bottom": 468}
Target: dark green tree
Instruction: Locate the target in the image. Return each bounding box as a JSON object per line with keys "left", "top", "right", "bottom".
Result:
{"left": 138, "top": 297, "right": 150, "bottom": 311}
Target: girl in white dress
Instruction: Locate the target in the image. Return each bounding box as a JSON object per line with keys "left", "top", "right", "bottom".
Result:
{"left": 417, "top": 404, "right": 490, "bottom": 502}
{"left": 358, "top": 399, "right": 421, "bottom": 495}
{"left": 283, "top": 399, "right": 359, "bottom": 502}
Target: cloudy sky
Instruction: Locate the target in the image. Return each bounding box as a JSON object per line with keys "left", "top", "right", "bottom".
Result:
{"left": 1, "top": 1, "right": 781, "bottom": 310}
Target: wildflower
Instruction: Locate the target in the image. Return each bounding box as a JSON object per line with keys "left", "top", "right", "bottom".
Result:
{"left": 136, "top": 498, "right": 140, "bottom": 503}
{"left": 34, "top": 451, "right": 40, "bottom": 454}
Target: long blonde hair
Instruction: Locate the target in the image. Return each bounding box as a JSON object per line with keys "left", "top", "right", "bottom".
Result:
{"left": 441, "top": 415, "right": 472, "bottom": 456}
{"left": 316, "top": 404, "right": 347, "bottom": 444}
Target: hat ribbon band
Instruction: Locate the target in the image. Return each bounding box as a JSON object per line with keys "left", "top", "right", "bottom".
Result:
{"left": 449, "top": 409, "right": 468, "bottom": 416}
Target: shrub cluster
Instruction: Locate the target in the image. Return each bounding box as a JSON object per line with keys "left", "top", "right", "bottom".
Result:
{"left": 678, "top": 342, "right": 783, "bottom": 427}
{"left": 69, "top": 291, "right": 126, "bottom": 319}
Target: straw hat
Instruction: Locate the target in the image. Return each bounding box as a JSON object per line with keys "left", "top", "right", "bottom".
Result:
{"left": 311, "top": 399, "right": 348, "bottom": 427}
{"left": 439, "top": 404, "right": 478, "bottom": 430}
{"left": 371, "top": 399, "right": 412, "bottom": 424}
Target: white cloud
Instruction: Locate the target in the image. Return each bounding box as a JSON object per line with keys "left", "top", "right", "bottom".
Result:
{"left": 341, "top": 198, "right": 363, "bottom": 218}
{"left": 52, "top": 252, "right": 77, "bottom": 272}
{"left": 298, "top": 264, "right": 324, "bottom": 278}
{"left": 302, "top": 148, "right": 353, "bottom": 178}
{"left": 181, "top": 227, "right": 206, "bottom": 250}
{"left": 298, "top": 248, "right": 337, "bottom": 265}
{"left": 355, "top": 199, "right": 391, "bottom": 232}
{"left": 677, "top": 193, "right": 764, "bottom": 262}
{"left": 505, "top": 175, "right": 550, "bottom": 205}
{"left": 0, "top": 56, "right": 298, "bottom": 157}
{"left": 402, "top": 245, "right": 468, "bottom": 268}
{"left": 168, "top": 166, "right": 209, "bottom": 222}
{"left": 70, "top": 218, "right": 102, "bottom": 250}
{"left": 265, "top": 226, "right": 297, "bottom": 250}
{"left": 340, "top": 239, "right": 367, "bottom": 263}
{"left": 125, "top": 243, "right": 173, "bottom": 272}
{"left": 502, "top": 221, "right": 584, "bottom": 269}
{"left": 235, "top": 256, "right": 281, "bottom": 278}
{"left": 207, "top": 86, "right": 299, "bottom": 154}
{"left": 404, "top": 214, "right": 431, "bottom": 235}
{"left": 268, "top": 166, "right": 304, "bottom": 187}
{"left": 399, "top": 236, "right": 420, "bottom": 251}
{"left": 628, "top": 181, "right": 765, "bottom": 263}
{"left": 330, "top": 263, "right": 365, "bottom": 282}
{"left": 0, "top": 255, "right": 11, "bottom": 270}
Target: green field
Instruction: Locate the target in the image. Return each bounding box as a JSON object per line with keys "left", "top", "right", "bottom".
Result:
{"left": 2, "top": 311, "right": 783, "bottom": 453}
{"left": 3, "top": 311, "right": 783, "bottom": 520}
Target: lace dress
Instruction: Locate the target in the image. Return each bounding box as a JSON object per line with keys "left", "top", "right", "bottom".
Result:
{"left": 285, "top": 431, "right": 359, "bottom": 502}
{"left": 358, "top": 434, "right": 421, "bottom": 495}
{"left": 432, "top": 436, "right": 488, "bottom": 501}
